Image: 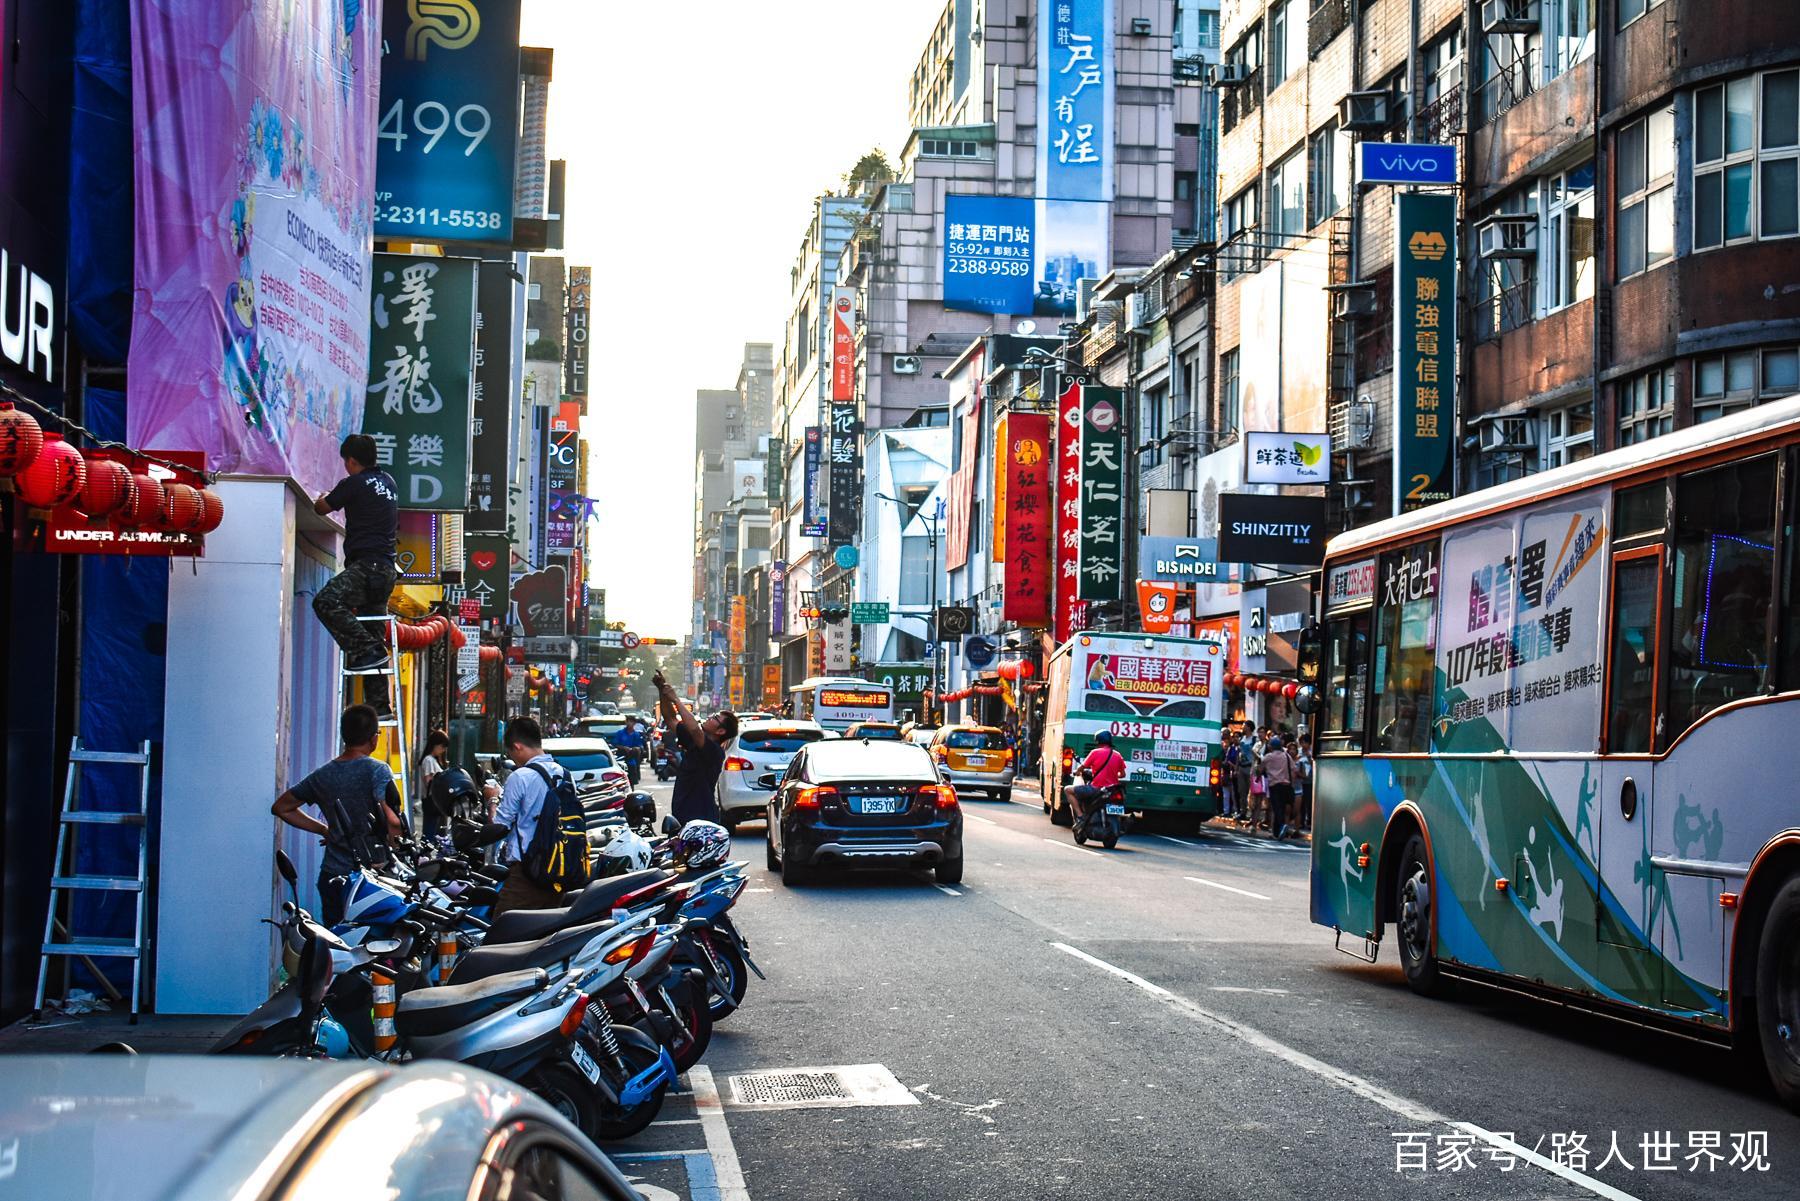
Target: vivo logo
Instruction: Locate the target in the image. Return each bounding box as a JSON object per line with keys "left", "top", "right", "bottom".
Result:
{"left": 1357, "top": 142, "right": 1456, "bottom": 185}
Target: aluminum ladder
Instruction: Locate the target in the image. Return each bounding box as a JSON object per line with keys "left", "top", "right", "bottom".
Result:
{"left": 344, "top": 613, "right": 412, "bottom": 818}
{"left": 35, "top": 738, "right": 153, "bottom": 1022}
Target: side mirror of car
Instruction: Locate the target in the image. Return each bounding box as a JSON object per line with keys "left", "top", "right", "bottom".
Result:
{"left": 757, "top": 772, "right": 779, "bottom": 789}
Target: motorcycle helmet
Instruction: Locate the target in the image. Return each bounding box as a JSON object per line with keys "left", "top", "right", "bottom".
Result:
{"left": 428, "top": 768, "right": 481, "bottom": 819}
{"left": 592, "top": 825, "right": 654, "bottom": 877}
{"left": 672, "top": 820, "right": 731, "bottom": 871}
{"left": 623, "top": 790, "right": 658, "bottom": 831}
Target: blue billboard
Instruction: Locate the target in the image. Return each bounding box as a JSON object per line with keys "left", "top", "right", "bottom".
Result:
{"left": 1357, "top": 142, "right": 1458, "bottom": 186}
{"left": 374, "top": 0, "right": 521, "bottom": 243}
{"left": 1034, "top": 0, "right": 1114, "bottom": 314}
{"left": 944, "top": 194, "right": 1037, "bottom": 315}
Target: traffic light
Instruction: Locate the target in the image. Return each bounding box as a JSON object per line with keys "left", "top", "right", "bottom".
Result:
{"left": 820, "top": 606, "right": 849, "bottom": 623}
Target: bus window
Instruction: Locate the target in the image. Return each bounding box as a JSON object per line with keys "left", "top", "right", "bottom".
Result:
{"left": 1606, "top": 554, "right": 1661, "bottom": 753}
{"left": 1667, "top": 455, "right": 1778, "bottom": 738}
{"left": 1371, "top": 543, "right": 1438, "bottom": 753}
{"left": 1614, "top": 481, "right": 1667, "bottom": 541}
{"left": 1319, "top": 611, "right": 1370, "bottom": 752}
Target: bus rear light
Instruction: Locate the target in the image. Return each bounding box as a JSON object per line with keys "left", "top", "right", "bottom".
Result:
{"left": 1720, "top": 892, "right": 1739, "bottom": 910}
{"left": 1209, "top": 762, "right": 1222, "bottom": 787}
{"left": 1061, "top": 747, "right": 1074, "bottom": 771}
{"left": 1359, "top": 842, "right": 1371, "bottom": 854}
{"left": 1356, "top": 855, "right": 1370, "bottom": 868}
{"left": 1495, "top": 878, "right": 1509, "bottom": 892}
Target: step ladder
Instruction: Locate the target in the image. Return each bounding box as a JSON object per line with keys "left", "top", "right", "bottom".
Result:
{"left": 344, "top": 613, "right": 412, "bottom": 819}
{"left": 35, "top": 738, "right": 153, "bottom": 1022}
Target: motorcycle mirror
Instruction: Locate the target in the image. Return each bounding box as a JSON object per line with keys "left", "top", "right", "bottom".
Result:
{"left": 479, "top": 822, "right": 508, "bottom": 847}
{"left": 365, "top": 938, "right": 404, "bottom": 956}
{"left": 661, "top": 815, "right": 681, "bottom": 837}
{"left": 274, "top": 849, "right": 299, "bottom": 889}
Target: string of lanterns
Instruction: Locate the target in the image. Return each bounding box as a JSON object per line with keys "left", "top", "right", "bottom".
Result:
{"left": 1224, "top": 670, "right": 1303, "bottom": 700}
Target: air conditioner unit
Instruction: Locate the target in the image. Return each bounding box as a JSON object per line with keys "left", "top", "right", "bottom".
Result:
{"left": 1212, "top": 61, "right": 1251, "bottom": 87}
{"left": 1329, "top": 398, "right": 1375, "bottom": 451}
{"left": 1125, "top": 292, "right": 1150, "bottom": 331}
{"left": 1480, "top": 0, "right": 1539, "bottom": 36}
{"left": 1332, "top": 285, "right": 1378, "bottom": 320}
{"left": 1478, "top": 414, "right": 1535, "bottom": 453}
{"left": 1477, "top": 214, "right": 1537, "bottom": 259}
{"left": 1174, "top": 54, "right": 1207, "bottom": 83}
{"left": 892, "top": 354, "right": 922, "bottom": 375}
{"left": 1339, "top": 90, "right": 1390, "bottom": 133}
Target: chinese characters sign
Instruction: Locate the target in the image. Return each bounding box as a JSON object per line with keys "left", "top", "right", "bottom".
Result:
{"left": 802, "top": 427, "right": 826, "bottom": 537}
{"left": 544, "top": 402, "right": 579, "bottom": 551}
{"left": 365, "top": 253, "right": 477, "bottom": 509}
{"left": 1394, "top": 192, "right": 1456, "bottom": 514}
{"left": 513, "top": 560, "right": 567, "bottom": 637}
{"left": 943, "top": 194, "right": 1036, "bottom": 315}
{"left": 462, "top": 532, "right": 512, "bottom": 625}
{"left": 1053, "top": 380, "right": 1088, "bottom": 642}
{"left": 566, "top": 266, "right": 590, "bottom": 399}
{"left": 831, "top": 288, "right": 855, "bottom": 401}
{"left": 1244, "top": 430, "right": 1331, "bottom": 485}
{"left": 374, "top": 0, "right": 520, "bottom": 243}
{"left": 827, "top": 400, "right": 862, "bottom": 546}
{"left": 1034, "top": 0, "right": 1114, "bottom": 315}
{"left": 1002, "top": 412, "right": 1052, "bottom": 625}
{"left": 1077, "top": 384, "right": 1124, "bottom": 601}
{"left": 1084, "top": 653, "right": 1211, "bottom": 699}
{"left": 468, "top": 260, "right": 514, "bottom": 532}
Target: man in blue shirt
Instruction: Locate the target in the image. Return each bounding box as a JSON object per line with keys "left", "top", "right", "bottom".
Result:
{"left": 313, "top": 434, "right": 399, "bottom": 713}
{"left": 611, "top": 716, "right": 648, "bottom": 786}
{"left": 492, "top": 716, "right": 570, "bottom": 916}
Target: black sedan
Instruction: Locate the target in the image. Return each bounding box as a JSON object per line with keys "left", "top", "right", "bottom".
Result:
{"left": 764, "top": 738, "right": 963, "bottom": 887}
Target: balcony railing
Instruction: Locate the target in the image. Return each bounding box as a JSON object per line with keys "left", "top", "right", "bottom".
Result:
{"left": 1417, "top": 78, "right": 1464, "bottom": 144}
{"left": 1475, "top": 270, "right": 1537, "bottom": 341}
{"left": 1308, "top": 0, "right": 1351, "bottom": 58}
{"left": 1476, "top": 47, "right": 1538, "bottom": 128}
{"left": 1221, "top": 68, "right": 1263, "bottom": 135}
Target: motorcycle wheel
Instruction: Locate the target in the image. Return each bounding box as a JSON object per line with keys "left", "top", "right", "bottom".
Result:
{"left": 684, "top": 930, "right": 748, "bottom": 1022}
{"left": 1073, "top": 822, "right": 1089, "bottom": 845}
{"left": 595, "top": 1025, "right": 669, "bottom": 1140}
{"left": 523, "top": 1062, "right": 601, "bottom": 1135}
{"left": 665, "top": 978, "right": 714, "bottom": 1072}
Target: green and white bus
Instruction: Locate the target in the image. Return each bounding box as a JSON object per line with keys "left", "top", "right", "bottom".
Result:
{"left": 1041, "top": 631, "right": 1226, "bottom": 830}
{"left": 1311, "top": 395, "right": 1800, "bottom": 1110}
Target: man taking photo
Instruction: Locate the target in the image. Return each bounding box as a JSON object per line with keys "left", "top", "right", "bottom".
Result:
{"left": 653, "top": 670, "right": 735, "bottom": 825}
{"left": 313, "top": 433, "right": 399, "bottom": 714}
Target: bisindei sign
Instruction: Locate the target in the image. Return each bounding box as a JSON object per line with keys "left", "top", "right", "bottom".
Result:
{"left": 364, "top": 253, "right": 478, "bottom": 509}
{"left": 1394, "top": 192, "right": 1456, "bottom": 514}
{"left": 1137, "top": 536, "right": 1220, "bottom": 581}
{"left": 1243, "top": 431, "right": 1331, "bottom": 486}
{"left": 831, "top": 288, "right": 856, "bottom": 400}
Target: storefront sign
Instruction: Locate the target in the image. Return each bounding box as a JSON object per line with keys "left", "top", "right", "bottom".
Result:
{"left": 462, "top": 532, "right": 511, "bottom": 623}
{"left": 1077, "top": 384, "right": 1124, "bottom": 601}
{"left": 1084, "top": 652, "right": 1211, "bottom": 699}
{"left": 802, "top": 427, "right": 826, "bottom": 537}
{"left": 523, "top": 636, "right": 576, "bottom": 661}
{"left": 545, "top": 402, "right": 579, "bottom": 551}
{"left": 945, "top": 390, "right": 981, "bottom": 572}
{"left": 1242, "top": 579, "right": 1312, "bottom": 673}
{"left": 44, "top": 451, "right": 207, "bottom": 556}
{"left": 565, "top": 266, "right": 589, "bottom": 399}
{"left": 365, "top": 253, "right": 477, "bottom": 509}
{"left": 762, "top": 662, "right": 784, "bottom": 708}
{"left": 513, "top": 561, "right": 568, "bottom": 636}
{"left": 831, "top": 288, "right": 856, "bottom": 400}
{"left": 771, "top": 559, "right": 787, "bottom": 629}
{"left": 1244, "top": 431, "right": 1331, "bottom": 485}
{"left": 468, "top": 260, "right": 514, "bottom": 531}
{"left": 374, "top": 0, "right": 520, "bottom": 243}
{"left": 822, "top": 618, "right": 851, "bottom": 672}
{"left": 1358, "top": 141, "right": 1457, "bottom": 187}
{"left": 729, "top": 595, "right": 747, "bottom": 655}
{"left": 1217, "top": 493, "right": 1327, "bottom": 567}
{"left": 1002, "top": 412, "right": 1052, "bottom": 625}
{"left": 1137, "top": 536, "right": 1221, "bottom": 581}
{"left": 871, "top": 662, "right": 931, "bottom": 707}
{"left": 1137, "top": 581, "right": 1181, "bottom": 634}
{"left": 828, "top": 400, "right": 862, "bottom": 546}
{"left": 1394, "top": 192, "right": 1456, "bottom": 513}
{"left": 1034, "top": 0, "right": 1114, "bottom": 316}
{"left": 943, "top": 194, "right": 1036, "bottom": 315}
{"left": 1053, "top": 380, "right": 1087, "bottom": 643}
{"left": 1326, "top": 558, "right": 1377, "bottom": 609}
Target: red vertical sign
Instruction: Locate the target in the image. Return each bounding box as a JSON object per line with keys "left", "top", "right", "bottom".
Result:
{"left": 1002, "top": 412, "right": 1051, "bottom": 625}
{"left": 831, "top": 289, "right": 855, "bottom": 401}
{"left": 1053, "top": 381, "right": 1087, "bottom": 644}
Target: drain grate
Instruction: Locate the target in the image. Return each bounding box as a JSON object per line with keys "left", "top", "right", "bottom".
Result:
{"left": 726, "top": 1064, "right": 921, "bottom": 1111}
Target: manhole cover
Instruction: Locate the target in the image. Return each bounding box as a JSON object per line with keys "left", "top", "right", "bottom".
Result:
{"left": 726, "top": 1064, "right": 920, "bottom": 1111}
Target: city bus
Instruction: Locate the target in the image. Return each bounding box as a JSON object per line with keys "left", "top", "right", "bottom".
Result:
{"left": 1310, "top": 395, "right": 1800, "bottom": 1110}
{"left": 1041, "top": 631, "right": 1226, "bottom": 831}
{"left": 789, "top": 676, "right": 895, "bottom": 731}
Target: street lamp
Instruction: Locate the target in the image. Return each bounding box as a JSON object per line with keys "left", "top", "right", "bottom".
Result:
{"left": 875, "top": 491, "right": 942, "bottom": 724}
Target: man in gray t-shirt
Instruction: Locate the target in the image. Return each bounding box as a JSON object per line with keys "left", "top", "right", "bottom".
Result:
{"left": 273, "top": 704, "right": 405, "bottom": 924}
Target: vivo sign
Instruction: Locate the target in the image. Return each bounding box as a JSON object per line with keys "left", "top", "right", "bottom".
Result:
{"left": 1357, "top": 142, "right": 1457, "bottom": 186}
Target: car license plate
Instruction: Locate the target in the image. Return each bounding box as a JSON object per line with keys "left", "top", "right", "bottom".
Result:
{"left": 570, "top": 1039, "right": 602, "bottom": 1084}
{"left": 857, "top": 796, "right": 902, "bottom": 814}
{"left": 1103, "top": 804, "right": 1125, "bottom": 816}
{"left": 966, "top": 755, "right": 986, "bottom": 766}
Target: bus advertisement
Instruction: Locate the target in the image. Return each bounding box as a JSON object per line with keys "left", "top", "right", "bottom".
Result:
{"left": 1041, "top": 632, "right": 1226, "bottom": 829}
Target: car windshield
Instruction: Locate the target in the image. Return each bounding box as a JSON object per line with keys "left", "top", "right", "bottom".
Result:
{"left": 806, "top": 739, "right": 938, "bottom": 782}
{"left": 852, "top": 725, "right": 902, "bottom": 739}
{"left": 946, "top": 729, "right": 1005, "bottom": 750}
{"left": 739, "top": 726, "right": 825, "bottom": 754}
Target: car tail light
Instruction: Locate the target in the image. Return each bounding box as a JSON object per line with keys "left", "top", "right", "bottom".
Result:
{"left": 931, "top": 783, "right": 958, "bottom": 810}
{"left": 931, "top": 745, "right": 947, "bottom": 760}
{"left": 1003, "top": 748, "right": 1014, "bottom": 764}
{"left": 794, "top": 785, "right": 838, "bottom": 810}
{"left": 559, "top": 993, "right": 590, "bottom": 1037}
{"left": 724, "top": 756, "right": 754, "bottom": 771}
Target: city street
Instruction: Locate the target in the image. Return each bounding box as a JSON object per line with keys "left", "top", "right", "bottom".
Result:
{"left": 612, "top": 778, "right": 1796, "bottom": 1201}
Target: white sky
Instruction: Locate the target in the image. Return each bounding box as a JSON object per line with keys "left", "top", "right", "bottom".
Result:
{"left": 521, "top": 0, "right": 947, "bottom": 636}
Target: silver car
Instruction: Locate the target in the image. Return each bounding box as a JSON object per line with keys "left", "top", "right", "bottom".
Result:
{"left": 715, "top": 718, "right": 827, "bottom": 828}
{"left": 0, "top": 1055, "right": 639, "bottom": 1200}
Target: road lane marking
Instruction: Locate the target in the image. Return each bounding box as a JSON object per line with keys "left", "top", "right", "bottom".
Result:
{"left": 962, "top": 812, "right": 998, "bottom": 825}
{"left": 1156, "top": 834, "right": 1202, "bottom": 849}
{"left": 687, "top": 1065, "right": 750, "bottom": 1201}
{"left": 935, "top": 884, "right": 963, "bottom": 896}
{"left": 1007, "top": 796, "right": 1044, "bottom": 810}
{"left": 1184, "top": 875, "right": 1271, "bottom": 901}
{"left": 1043, "top": 837, "right": 1106, "bottom": 858}
{"left": 1050, "top": 943, "right": 1641, "bottom": 1201}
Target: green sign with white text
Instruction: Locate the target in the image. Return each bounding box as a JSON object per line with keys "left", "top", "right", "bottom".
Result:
{"left": 1394, "top": 193, "right": 1456, "bottom": 515}
{"left": 851, "top": 602, "right": 890, "bottom": 625}
{"left": 1078, "top": 384, "right": 1125, "bottom": 601}
{"left": 365, "top": 253, "right": 477, "bottom": 510}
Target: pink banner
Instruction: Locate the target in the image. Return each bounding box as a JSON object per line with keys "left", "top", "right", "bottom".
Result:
{"left": 129, "top": 0, "right": 381, "bottom": 498}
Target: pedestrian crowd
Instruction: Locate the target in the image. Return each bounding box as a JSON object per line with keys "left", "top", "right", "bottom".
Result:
{"left": 1216, "top": 719, "right": 1312, "bottom": 840}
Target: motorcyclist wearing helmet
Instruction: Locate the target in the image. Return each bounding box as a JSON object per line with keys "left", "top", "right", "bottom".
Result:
{"left": 1068, "top": 731, "right": 1127, "bottom": 824}
{"left": 611, "top": 716, "right": 649, "bottom": 787}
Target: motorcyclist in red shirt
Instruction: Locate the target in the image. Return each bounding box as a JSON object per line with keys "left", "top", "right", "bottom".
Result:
{"left": 1070, "top": 731, "right": 1127, "bottom": 822}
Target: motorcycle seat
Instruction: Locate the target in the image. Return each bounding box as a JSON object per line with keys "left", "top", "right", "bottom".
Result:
{"left": 449, "top": 918, "right": 616, "bottom": 985}
{"left": 395, "top": 967, "right": 548, "bottom": 1038}
{"left": 481, "top": 869, "right": 676, "bottom": 945}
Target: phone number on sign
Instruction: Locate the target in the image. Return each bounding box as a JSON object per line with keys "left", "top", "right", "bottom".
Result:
{"left": 376, "top": 205, "right": 505, "bottom": 232}
{"left": 946, "top": 257, "right": 1031, "bottom": 276}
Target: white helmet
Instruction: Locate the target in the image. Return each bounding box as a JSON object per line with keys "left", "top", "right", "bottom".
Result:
{"left": 594, "top": 826, "right": 654, "bottom": 877}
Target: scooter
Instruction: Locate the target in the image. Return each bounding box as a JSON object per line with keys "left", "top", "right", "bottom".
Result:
{"left": 1072, "top": 779, "right": 1125, "bottom": 850}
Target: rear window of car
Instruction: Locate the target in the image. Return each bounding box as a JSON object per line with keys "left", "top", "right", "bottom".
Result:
{"left": 946, "top": 730, "right": 1006, "bottom": 750}
{"left": 851, "top": 725, "right": 902, "bottom": 740}
{"left": 806, "top": 739, "right": 938, "bottom": 781}
{"left": 550, "top": 751, "right": 615, "bottom": 773}
{"left": 739, "top": 727, "right": 826, "bottom": 754}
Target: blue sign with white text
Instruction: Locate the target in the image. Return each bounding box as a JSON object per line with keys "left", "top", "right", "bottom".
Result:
{"left": 375, "top": 0, "right": 521, "bottom": 243}
{"left": 1356, "top": 142, "right": 1458, "bottom": 187}
{"left": 944, "top": 195, "right": 1037, "bottom": 314}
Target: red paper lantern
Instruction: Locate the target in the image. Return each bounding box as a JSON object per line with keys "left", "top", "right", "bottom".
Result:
{"left": 158, "top": 482, "right": 204, "bottom": 533}
{"left": 121, "top": 471, "right": 165, "bottom": 527}
{"left": 1282, "top": 682, "right": 1300, "bottom": 699}
{"left": 194, "top": 489, "right": 225, "bottom": 534}
{"left": 0, "top": 404, "right": 43, "bottom": 476}
{"left": 15, "top": 433, "right": 85, "bottom": 508}
{"left": 75, "top": 457, "right": 135, "bottom": 519}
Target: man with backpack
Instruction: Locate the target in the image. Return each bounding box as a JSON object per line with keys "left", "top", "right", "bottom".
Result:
{"left": 493, "top": 716, "right": 590, "bottom": 916}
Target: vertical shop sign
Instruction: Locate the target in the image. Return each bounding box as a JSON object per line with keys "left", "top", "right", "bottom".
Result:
{"left": 802, "top": 427, "right": 826, "bottom": 537}
{"left": 1394, "top": 192, "right": 1456, "bottom": 514}
{"left": 770, "top": 559, "right": 787, "bottom": 629}
{"left": 374, "top": 0, "right": 520, "bottom": 243}
{"left": 468, "top": 260, "right": 514, "bottom": 531}
{"left": 828, "top": 400, "right": 861, "bottom": 546}
{"left": 1002, "top": 412, "right": 1052, "bottom": 625}
{"left": 831, "top": 288, "right": 856, "bottom": 401}
{"left": 1053, "top": 380, "right": 1088, "bottom": 642}
{"left": 463, "top": 532, "right": 512, "bottom": 624}
{"left": 1033, "top": 0, "right": 1114, "bottom": 316}
{"left": 545, "top": 400, "right": 579, "bottom": 551}
{"left": 1077, "top": 385, "right": 1124, "bottom": 601}
{"left": 565, "top": 265, "right": 590, "bottom": 400}
{"left": 514, "top": 560, "right": 568, "bottom": 637}
{"left": 992, "top": 413, "right": 1009, "bottom": 562}
{"left": 365, "top": 253, "right": 477, "bottom": 509}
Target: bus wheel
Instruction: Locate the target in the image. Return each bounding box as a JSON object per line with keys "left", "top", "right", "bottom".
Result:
{"left": 1395, "top": 832, "right": 1444, "bottom": 997}
{"left": 1754, "top": 874, "right": 1800, "bottom": 1110}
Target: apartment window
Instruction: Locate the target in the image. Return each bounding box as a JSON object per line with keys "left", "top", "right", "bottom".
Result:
{"left": 524, "top": 326, "right": 539, "bottom": 345}
{"left": 1140, "top": 384, "right": 1168, "bottom": 466}
{"left": 526, "top": 282, "right": 542, "bottom": 301}
{"left": 1421, "top": 28, "right": 1464, "bottom": 106}
{"left": 1222, "top": 185, "right": 1259, "bottom": 240}
{"left": 1544, "top": 400, "right": 1595, "bottom": 466}
{"left": 1617, "top": 106, "right": 1675, "bottom": 277}
{"left": 1543, "top": 161, "right": 1596, "bottom": 312}
{"left": 1267, "top": 145, "right": 1307, "bottom": 238}
{"left": 1476, "top": 191, "right": 1536, "bottom": 339}
{"left": 1619, "top": 0, "right": 1667, "bottom": 28}
{"left": 1176, "top": 7, "right": 1219, "bottom": 52}
{"left": 899, "top": 535, "right": 932, "bottom": 606}
{"left": 1308, "top": 121, "right": 1351, "bottom": 226}
{"left": 921, "top": 138, "right": 982, "bottom": 158}
{"left": 1693, "top": 345, "right": 1800, "bottom": 421}
{"left": 1694, "top": 70, "right": 1800, "bottom": 249}
{"left": 1544, "top": 0, "right": 1594, "bottom": 82}
{"left": 1219, "top": 349, "right": 1241, "bottom": 434}
{"left": 1617, "top": 366, "right": 1676, "bottom": 446}
{"left": 1267, "top": 0, "right": 1305, "bottom": 89}
{"left": 1175, "top": 352, "right": 1200, "bottom": 425}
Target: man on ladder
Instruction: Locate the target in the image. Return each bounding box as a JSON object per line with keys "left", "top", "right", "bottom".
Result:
{"left": 312, "top": 434, "right": 399, "bottom": 717}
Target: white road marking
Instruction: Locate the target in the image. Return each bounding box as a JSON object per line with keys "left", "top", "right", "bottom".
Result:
{"left": 1051, "top": 944, "right": 1642, "bottom": 1201}
{"left": 1043, "top": 837, "right": 1106, "bottom": 858}
{"left": 935, "top": 884, "right": 963, "bottom": 897}
{"left": 1007, "top": 796, "right": 1044, "bottom": 810}
{"left": 648, "top": 1118, "right": 703, "bottom": 1126}
{"left": 1185, "top": 875, "right": 1271, "bottom": 901}
{"left": 687, "top": 1065, "right": 751, "bottom": 1201}
{"left": 962, "top": 811, "right": 998, "bottom": 825}
{"left": 1156, "top": 834, "right": 1202, "bottom": 849}
{"left": 1210, "top": 986, "right": 1289, "bottom": 995}
{"left": 746, "top": 887, "right": 774, "bottom": 892}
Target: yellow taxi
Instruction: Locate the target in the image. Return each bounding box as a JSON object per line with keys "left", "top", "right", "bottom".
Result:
{"left": 928, "top": 723, "right": 1016, "bottom": 801}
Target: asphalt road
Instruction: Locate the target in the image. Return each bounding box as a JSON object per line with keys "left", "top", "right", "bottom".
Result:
{"left": 619, "top": 776, "right": 1796, "bottom": 1201}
